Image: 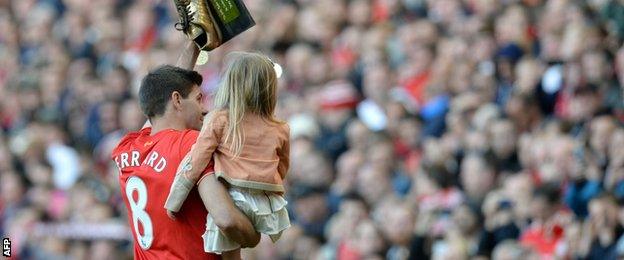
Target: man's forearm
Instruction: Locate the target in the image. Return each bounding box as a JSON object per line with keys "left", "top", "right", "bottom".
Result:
{"left": 221, "top": 217, "right": 261, "bottom": 248}
{"left": 198, "top": 175, "right": 260, "bottom": 247}
{"left": 176, "top": 41, "right": 200, "bottom": 70}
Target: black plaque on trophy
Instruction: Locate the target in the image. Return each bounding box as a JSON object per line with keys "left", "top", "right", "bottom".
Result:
{"left": 207, "top": 0, "right": 255, "bottom": 44}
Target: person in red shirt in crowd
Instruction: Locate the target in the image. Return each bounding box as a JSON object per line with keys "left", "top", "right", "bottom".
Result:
{"left": 111, "top": 41, "right": 260, "bottom": 259}
{"left": 520, "top": 184, "right": 570, "bottom": 258}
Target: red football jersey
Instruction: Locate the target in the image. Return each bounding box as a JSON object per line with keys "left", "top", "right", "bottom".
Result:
{"left": 112, "top": 127, "right": 219, "bottom": 260}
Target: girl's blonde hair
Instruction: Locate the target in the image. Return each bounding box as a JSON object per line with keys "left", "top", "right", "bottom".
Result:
{"left": 211, "top": 51, "right": 281, "bottom": 157}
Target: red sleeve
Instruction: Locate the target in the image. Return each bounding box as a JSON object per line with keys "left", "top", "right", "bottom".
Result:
{"left": 179, "top": 130, "right": 215, "bottom": 178}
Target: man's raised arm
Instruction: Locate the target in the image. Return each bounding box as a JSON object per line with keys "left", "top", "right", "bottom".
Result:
{"left": 176, "top": 41, "right": 201, "bottom": 70}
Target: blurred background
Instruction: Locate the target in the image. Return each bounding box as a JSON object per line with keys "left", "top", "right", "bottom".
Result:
{"left": 1, "top": 0, "right": 624, "bottom": 259}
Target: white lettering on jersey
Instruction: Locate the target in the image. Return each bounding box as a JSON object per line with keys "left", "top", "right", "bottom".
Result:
{"left": 121, "top": 153, "right": 129, "bottom": 168}
{"left": 145, "top": 152, "right": 158, "bottom": 168}
{"left": 131, "top": 151, "right": 140, "bottom": 167}
{"left": 115, "top": 151, "right": 168, "bottom": 173}
{"left": 141, "top": 151, "right": 168, "bottom": 173}
{"left": 114, "top": 150, "right": 142, "bottom": 172}
{"left": 154, "top": 157, "right": 167, "bottom": 173}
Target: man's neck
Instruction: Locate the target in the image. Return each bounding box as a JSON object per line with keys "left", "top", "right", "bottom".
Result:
{"left": 149, "top": 115, "right": 185, "bottom": 135}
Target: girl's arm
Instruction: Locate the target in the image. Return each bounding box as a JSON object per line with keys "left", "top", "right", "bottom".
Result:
{"left": 164, "top": 154, "right": 199, "bottom": 213}
{"left": 184, "top": 113, "right": 223, "bottom": 181}
{"left": 165, "top": 113, "right": 223, "bottom": 213}
{"left": 277, "top": 125, "right": 290, "bottom": 180}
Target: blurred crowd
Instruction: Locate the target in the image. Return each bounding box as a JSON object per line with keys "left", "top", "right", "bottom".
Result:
{"left": 2, "top": 0, "right": 624, "bottom": 259}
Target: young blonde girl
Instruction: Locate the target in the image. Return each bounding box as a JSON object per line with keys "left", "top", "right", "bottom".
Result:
{"left": 165, "top": 52, "right": 290, "bottom": 256}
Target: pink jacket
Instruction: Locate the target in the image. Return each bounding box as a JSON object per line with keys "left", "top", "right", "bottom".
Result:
{"left": 186, "top": 110, "right": 290, "bottom": 192}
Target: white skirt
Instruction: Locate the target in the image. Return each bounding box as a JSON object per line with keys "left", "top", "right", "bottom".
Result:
{"left": 202, "top": 186, "right": 291, "bottom": 253}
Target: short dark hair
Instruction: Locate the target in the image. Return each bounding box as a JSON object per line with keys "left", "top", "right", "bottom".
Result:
{"left": 138, "top": 65, "right": 203, "bottom": 118}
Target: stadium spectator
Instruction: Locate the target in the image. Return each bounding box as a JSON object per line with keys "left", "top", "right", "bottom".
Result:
{"left": 2, "top": 0, "right": 624, "bottom": 258}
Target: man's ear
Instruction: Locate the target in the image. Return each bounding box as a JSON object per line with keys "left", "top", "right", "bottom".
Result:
{"left": 172, "top": 91, "right": 183, "bottom": 111}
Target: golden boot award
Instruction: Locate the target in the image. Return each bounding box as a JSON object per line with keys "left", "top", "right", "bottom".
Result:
{"left": 173, "top": 0, "right": 255, "bottom": 51}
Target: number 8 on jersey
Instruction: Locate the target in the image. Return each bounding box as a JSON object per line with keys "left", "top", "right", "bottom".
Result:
{"left": 125, "top": 176, "right": 154, "bottom": 249}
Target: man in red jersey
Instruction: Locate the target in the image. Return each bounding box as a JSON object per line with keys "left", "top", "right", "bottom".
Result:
{"left": 112, "top": 41, "right": 259, "bottom": 259}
